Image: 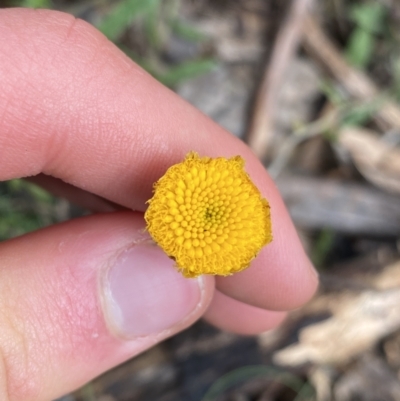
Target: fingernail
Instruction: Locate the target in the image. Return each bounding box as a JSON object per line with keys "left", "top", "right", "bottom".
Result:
{"left": 101, "top": 242, "right": 203, "bottom": 339}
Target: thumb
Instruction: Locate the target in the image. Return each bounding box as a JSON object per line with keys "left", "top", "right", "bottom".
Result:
{"left": 0, "top": 212, "right": 213, "bottom": 401}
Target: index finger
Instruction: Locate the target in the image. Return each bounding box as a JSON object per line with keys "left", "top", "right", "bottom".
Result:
{"left": 0, "top": 8, "right": 318, "bottom": 310}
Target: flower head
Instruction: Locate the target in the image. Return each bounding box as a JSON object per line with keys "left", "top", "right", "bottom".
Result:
{"left": 145, "top": 152, "right": 272, "bottom": 278}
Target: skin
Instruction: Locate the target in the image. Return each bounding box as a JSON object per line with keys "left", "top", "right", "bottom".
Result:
{"left": 0, "top": 8, "right": 318, "bottom": 401}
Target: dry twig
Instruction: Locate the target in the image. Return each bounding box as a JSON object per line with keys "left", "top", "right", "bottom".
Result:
{"left": 338, "top": 127, "right": 400, "bottom": 195}
{"left": 268, "top": 108, "right": 340, "bottom": 178}
{"left": 274, "top": 260, "right": 400, "bottom": 366}
{"left": 277, "top": 175, "right": 400, "bottom": 236}
{"left": 246, "top": 0, "right": 316, "bottom": 160}
{"left": 303, "top": 15, "right": 400, "bottom": 130}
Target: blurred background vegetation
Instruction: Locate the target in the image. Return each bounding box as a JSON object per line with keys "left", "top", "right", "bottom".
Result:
{"left": 2, "top": 0, "right": 400, "bottom": 400}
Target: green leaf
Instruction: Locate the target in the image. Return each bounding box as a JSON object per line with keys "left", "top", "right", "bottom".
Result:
{"left": 201, "top": 365, "right": 311, "bottom": 401}
{"left": 319, "top": 80, "right": 346, "bottom": 105}
{"left": 345, "top": 2, "right": 386, "bottom": 69}
{"left": 158, "top": 59, "right": 217, "bottom": 87}
{"left": 6, "top": 179, "right": 24, "bottom": 192}
{"left": 25, "top": 183, "right": 53, "bottom": 203}
{"left": 98, "top": 0, "right": 161, "bottom": 42}
{"left": 345, "top": 29, "right": 374, "bottom": 68}
{"left": 16, "top": 0, "right": 51, "bottom": 8}
{"left": 122, "top": 48, "right": 216, "bottom": 87}
{"left": 341, "top": 98, "right": 383, "bottom": 127}
{"left": 350, "top": 2, "right": 385, "bottom": 34}
{"left": 311, "top": 228, "right": 335, "bottom": 268}
{"left": 6, "top": 179, "right": 53, "bottom": 203}
{"left": 144, "top": 0, "right": 163, "bottom": 49}
{"left": 0, "top": 195, "right": 42, "bottom": 241}
{"left": 172, "top": 19, "right": 207, "bottom": 42}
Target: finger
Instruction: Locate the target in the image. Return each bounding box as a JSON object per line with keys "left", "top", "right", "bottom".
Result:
{"left": 0, "top": 212, "right": 214, "bottom": 401}
{"left": 0, "top": 8, "right": 317, "bottom": 310}
{"left": 216, "top": 213, "right": 319, "bottom": 311}
{"left": 203, "top": 291, "right": 287, "bottom": 335}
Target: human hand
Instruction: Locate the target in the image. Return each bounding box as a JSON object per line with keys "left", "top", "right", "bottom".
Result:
{"left": 0, "top": 8, "right": 318, "bottom": 401}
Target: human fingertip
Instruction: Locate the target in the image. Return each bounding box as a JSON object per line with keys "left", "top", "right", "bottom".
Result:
{"left": 203, "top": 290, "right": 287, "bottom": 335}
{"left": 101, "top": 242, "right": 208, "bottom": 339}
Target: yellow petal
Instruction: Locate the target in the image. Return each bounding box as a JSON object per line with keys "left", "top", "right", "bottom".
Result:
{"left": 144, "top": 152, "right": 272, "bottom": 277}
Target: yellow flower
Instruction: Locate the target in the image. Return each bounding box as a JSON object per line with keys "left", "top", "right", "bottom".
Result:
{"left": 145, "top": 152, "right": 272, "bottom": 278}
